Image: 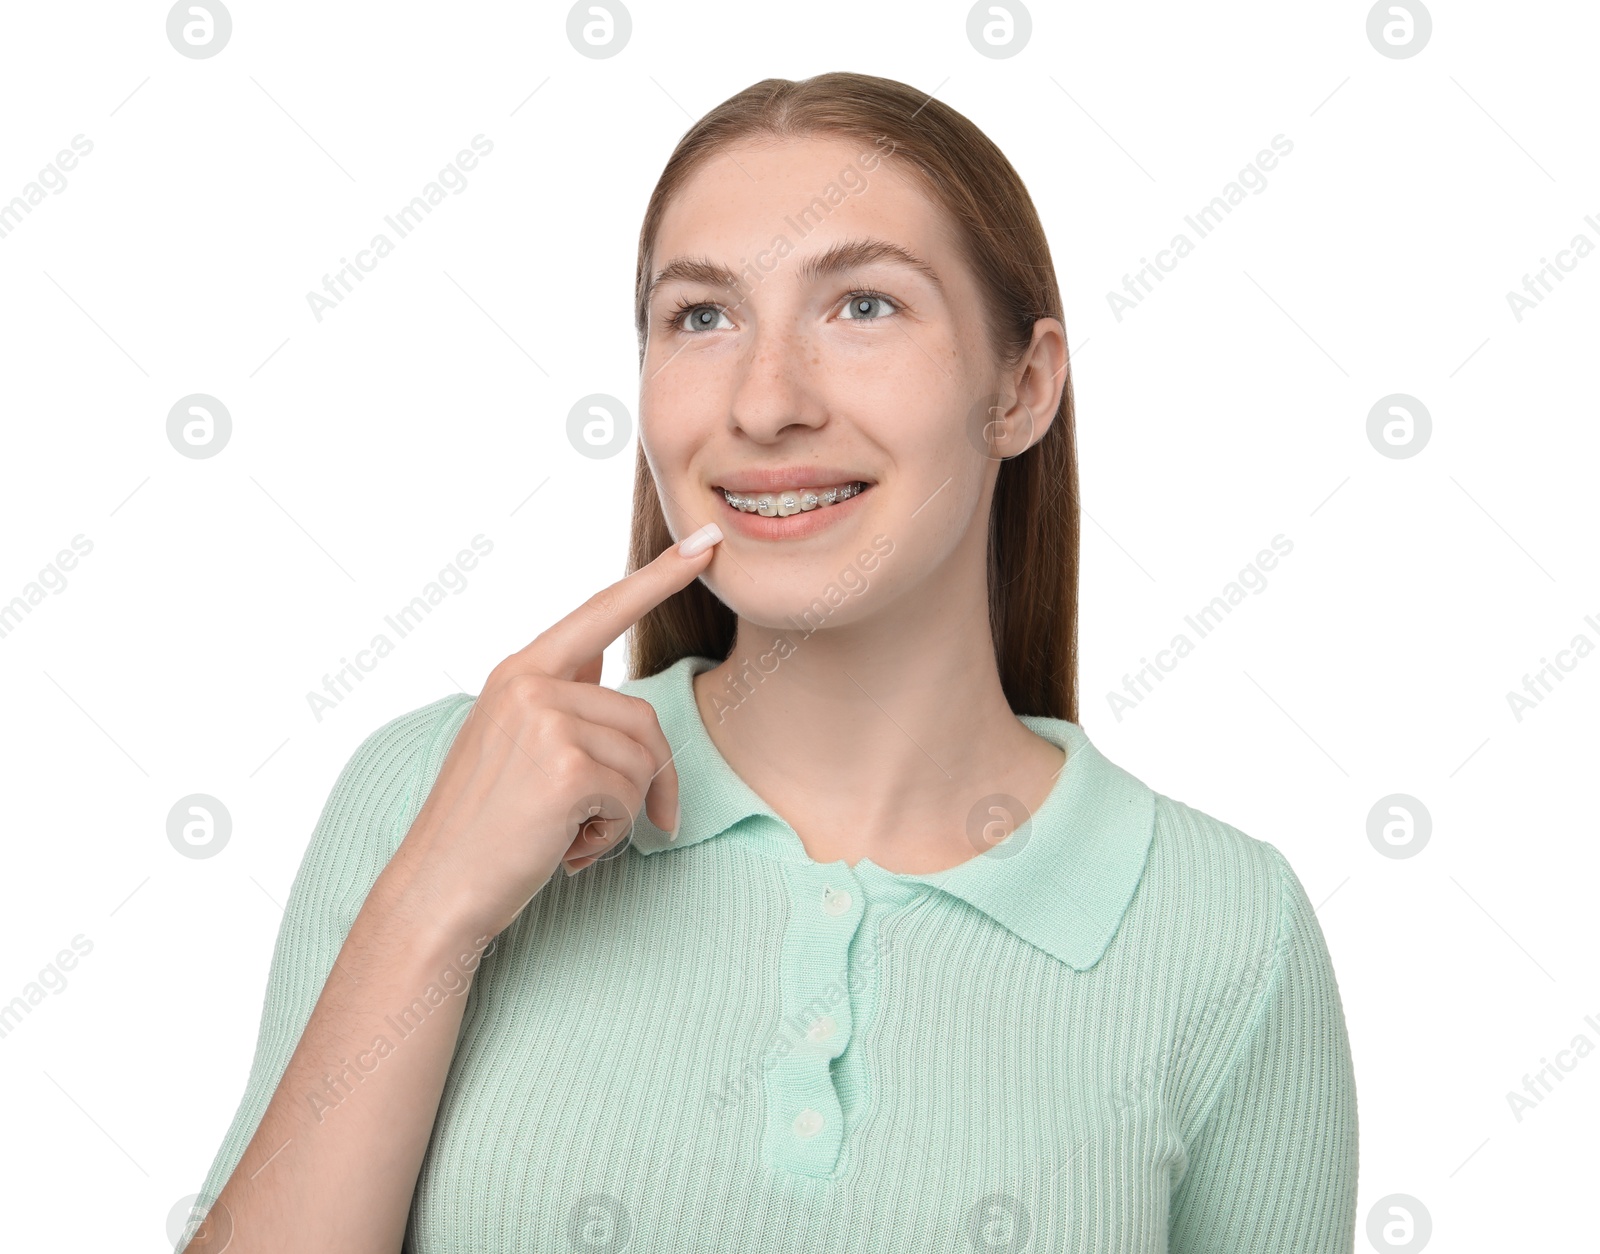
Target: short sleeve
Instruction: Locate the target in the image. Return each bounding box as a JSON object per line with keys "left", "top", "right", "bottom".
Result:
{"left": 176, "top": 693, "right": 475, "bottom": 1252}
{"left": 1169, "top": 842, "right": 1359, "bottom": 1253}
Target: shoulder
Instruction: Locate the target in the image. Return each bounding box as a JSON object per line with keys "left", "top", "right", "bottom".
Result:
{"left": 1144, "top": 790, "right": 1295, "bottom": 928}
{"left": 309, "top": 692, "right": 477, "bottom": 864}
{"left": 355, "top": 690, "right": 476, "bottom": 762}
{"left": 349, "top": 691, "right": 476, "bottom": 795}
{"left": 1149, "top": 793, "right": 1342, "bottom": 998}
{"left": 1130, "top": 794, "right": 1358, "bottom": 1187}
{"left": 1119, "top": 788, "right": 1321, "bottom": 1023}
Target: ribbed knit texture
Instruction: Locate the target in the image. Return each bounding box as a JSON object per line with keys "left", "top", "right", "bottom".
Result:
{"left": 183, "top": 661, "right": 1358, "bottom": 1253}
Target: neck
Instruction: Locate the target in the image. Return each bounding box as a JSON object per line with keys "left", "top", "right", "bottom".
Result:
{"left": 691, "top": 532, "right": 1064, "bottom": 871}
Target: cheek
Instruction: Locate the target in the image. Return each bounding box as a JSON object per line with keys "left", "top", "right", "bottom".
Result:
{"left": 639, "top": 379, "right": 706, "bottom": 475}
{"left": 882, "top": 441, "right": 991, "bottom": 573}
{"left": 909, "top": 468, "right": 986, "bottom": 550}
{"left": 637, "top": 420, "right": 695, "bottom": 540}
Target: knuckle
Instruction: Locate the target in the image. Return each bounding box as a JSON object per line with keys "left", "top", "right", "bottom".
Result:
{"left": 545, "top": 743, "right": 590, "bottom": 787}
{"left": 500, "top": 669, "right": 550, "bottom": 709}
{"left": 583, "top": 588, "right": 620, "bottom": 626}
{"left": 526, "top": 704, "right": 566, "bottom": 742}
{"left": 625, "top": 695, "right": 667, "bottom": 746}
{"left": 624, "top": 693, "right": 659, "bottom": 726}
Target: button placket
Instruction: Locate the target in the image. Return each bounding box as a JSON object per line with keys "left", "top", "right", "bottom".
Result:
{"left": 765, "top": 862, "right": 865, "bottom": 1177}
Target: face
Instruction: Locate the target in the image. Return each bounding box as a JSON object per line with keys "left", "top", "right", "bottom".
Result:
{"left": 639, "top": 133, "right": 1057, "bottom": 631}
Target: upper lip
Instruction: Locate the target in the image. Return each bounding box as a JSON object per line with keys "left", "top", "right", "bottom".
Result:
{"left": 710, "top": 467, "right": 875, "bottom": 494}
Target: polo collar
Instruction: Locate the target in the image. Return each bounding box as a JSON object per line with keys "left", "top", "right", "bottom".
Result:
{"left": 618, "top": 656, "right": 1156, "bottom": 972}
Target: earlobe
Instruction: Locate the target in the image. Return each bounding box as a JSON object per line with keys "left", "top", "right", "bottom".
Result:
{"left": 1018, "top": 392, "right": 1056, "bottom": 454}
{"left": 993, "top": 399, "right": 1038, "bottom": 460}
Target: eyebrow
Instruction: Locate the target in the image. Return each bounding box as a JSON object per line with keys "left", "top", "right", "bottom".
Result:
{"left": 646, "top": 236, "right": 944, "bottom": 303}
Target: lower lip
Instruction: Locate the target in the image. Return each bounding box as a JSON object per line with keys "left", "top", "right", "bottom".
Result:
{"left": 715, "top": 486, "right": 873, "bottom": 541}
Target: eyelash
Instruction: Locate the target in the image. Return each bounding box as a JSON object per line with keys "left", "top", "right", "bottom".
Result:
{"left": 663, "top": 288, "right": 902, "bottom": 333}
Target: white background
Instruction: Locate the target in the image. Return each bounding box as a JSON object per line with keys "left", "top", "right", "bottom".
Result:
{"left": 1, "top": 1, "right": 1595, "bottom": 1249}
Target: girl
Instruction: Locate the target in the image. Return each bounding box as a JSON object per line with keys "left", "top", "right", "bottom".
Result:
{"left": 181, "top": 71, "right": 1357, "bottom": 1253}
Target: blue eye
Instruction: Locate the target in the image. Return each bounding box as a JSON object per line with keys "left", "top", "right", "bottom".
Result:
{"left": 663, "top": 289, "right": 901, "bottom": 333}
{"left": 838, "top": 291, "right": 898, "bottom": 320}
{"left": 666, "top": 302, "right": 732, "bottom": 333}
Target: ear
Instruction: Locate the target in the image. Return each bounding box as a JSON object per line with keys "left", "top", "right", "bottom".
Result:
{"left": 995, "top": 316, "right": 1069, "bottom": 457}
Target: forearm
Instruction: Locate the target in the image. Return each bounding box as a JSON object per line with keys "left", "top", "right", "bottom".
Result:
{"left": 184, "top": 847, "right": 489, "bottom": 1254}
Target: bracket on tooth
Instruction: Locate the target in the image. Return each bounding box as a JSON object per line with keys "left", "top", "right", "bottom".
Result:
{"left": 724, "top": 483, "right": 862, "bottom": 515}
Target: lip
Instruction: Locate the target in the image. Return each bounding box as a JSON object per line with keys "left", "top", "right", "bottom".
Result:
{"left": 709, "top": 466, "right": 876, "bottom": 494}
{"left": 713, "top": 482, "right": 874, "bottom": 542}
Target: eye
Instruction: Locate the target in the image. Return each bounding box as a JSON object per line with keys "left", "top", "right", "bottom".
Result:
{"left": 663, "top": 289, "right": 902, "bottom": 332}
{"left": 664, "top": 300, "right": 733, "bottom": 333}
{"left": 838, "top": 290, "right": 899, "bottom": 321}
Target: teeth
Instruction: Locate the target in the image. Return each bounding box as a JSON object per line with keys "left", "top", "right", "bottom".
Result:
{"left": 722, "top": 482, "right": 866, "bottom": 515}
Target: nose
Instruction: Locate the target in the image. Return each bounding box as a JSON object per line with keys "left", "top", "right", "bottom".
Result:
{"left": 728, "top": 322, "right": 826, "bottom": 443}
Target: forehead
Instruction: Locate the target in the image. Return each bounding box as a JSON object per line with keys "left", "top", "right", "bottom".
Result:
{"left": 651, "top": 134, "right": 956, "bottom": 273}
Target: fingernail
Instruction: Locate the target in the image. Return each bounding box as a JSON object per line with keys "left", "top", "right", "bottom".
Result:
{"left": 669, "top": 800, "right": 681, "bottom": 842}
{"left": 677, "top": 523, "right": 723, "bottom": 558}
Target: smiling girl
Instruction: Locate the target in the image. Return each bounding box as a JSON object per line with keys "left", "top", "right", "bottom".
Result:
{"left": 180, "top": 72, "right": 1358, "bottom": 1254}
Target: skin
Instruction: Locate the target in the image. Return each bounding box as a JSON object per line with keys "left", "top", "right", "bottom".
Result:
{"left": 639, "top": 134, "right": 1072, "bottom": 873}
{"left": 181, "top": 134, "right": 1075, "bottom": 1248}
{"left": 182, "top": 544, "right": 717, "bottom": 1252}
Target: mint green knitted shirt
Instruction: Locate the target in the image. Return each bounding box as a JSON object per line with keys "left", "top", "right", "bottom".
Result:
{"left": 184, "top": 655, "right": 1358, "bottom": 1252}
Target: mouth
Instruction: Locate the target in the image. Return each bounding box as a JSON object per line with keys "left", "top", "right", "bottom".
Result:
{"left": 715, "top": 480, "right": 871, "bottom": 517}
{"left": 707, "top": 474, "right": 876, "bottom": 541}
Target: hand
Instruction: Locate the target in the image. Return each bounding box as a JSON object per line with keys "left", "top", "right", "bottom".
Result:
{"left": 394, "top": 523, "right": 723, "bottom": 940}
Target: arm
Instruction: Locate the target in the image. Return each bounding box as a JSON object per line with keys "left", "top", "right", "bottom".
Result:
{"left": 1168, "top": 842, "right": 1360, "bottom": 1253}
{"left": 178, "top": 534, "right": 717, "bottom": 1252}
{"left": 178, "top": 695, "right": 485, "bottom": 1254}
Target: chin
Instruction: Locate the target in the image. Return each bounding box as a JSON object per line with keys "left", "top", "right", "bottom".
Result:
{"left": 705, "top": 530, "right": 898, "bottom": 637}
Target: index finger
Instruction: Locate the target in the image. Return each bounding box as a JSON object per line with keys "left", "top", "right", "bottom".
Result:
{"left": 518, "top": 522, "right": 723, "bottom": 680}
